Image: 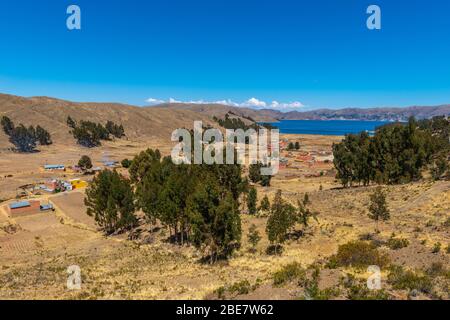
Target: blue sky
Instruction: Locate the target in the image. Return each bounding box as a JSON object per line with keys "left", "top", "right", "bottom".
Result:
{"left": 0, "top": 0, "right": 449, "bottom": 110}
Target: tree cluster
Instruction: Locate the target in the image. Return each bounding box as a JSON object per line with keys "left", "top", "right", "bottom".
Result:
{"left": 287, "top": 141, "right": 300, "bottom": 151}
{"left": 67, "top": 116, "right": 125, "bottom": 147}
{"left": 249, "top": 162, "right": 272, "bottom": 186}
{"left": 85, "top": 169, "right": 137, "bottom": 234}
{"left": 1, "top": 116, "right": 52, "bottom": 152}
{"left": 86, "top": 148, "right": 248, "bottom": 263}
{"left": 333, "top": 117, "right": 449, "bottom": 186}
{"left": 213, "top": 113, "right": 260, "bottom": 132}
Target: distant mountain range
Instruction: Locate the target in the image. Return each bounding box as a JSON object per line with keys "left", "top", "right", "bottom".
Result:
{"left": 1, "top": 92, "right": 449, "bottom": 149}
{"left": 161, "top": 103, "right": 450, "bottom": 122}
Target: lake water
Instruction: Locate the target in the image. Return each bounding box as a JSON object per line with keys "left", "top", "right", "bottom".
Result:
{"left": 262, "top": 120, "right": 391, "bottom": 136}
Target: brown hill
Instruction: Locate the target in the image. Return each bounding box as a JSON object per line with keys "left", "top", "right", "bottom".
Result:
{"left": 159, "top": 103, "right": 450, "bottom": 122}
{"left": 279, "top": 105, "right": 450, "bottom": 121}
{"left": 0, "top": 93, "right": 215, "bottom": 149}
{"left": 156, "top": 103, "right": 279, "bottom": 122}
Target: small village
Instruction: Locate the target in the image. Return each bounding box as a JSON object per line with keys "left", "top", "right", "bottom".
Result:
{"left": 4, "top": 159, "right": 121, "bottom": 218}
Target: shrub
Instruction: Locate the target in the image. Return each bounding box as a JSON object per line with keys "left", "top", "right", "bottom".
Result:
{"left": 425, "top": 262, "right": 447, "bottom": 277}
{"left": 214, "top": 279, "right": 260, "bottom": 299}
{"left": 228, "top": 280, "right": 252, "bottom": 295}
{"left": 329, "top": 241, "right": 390, "bottom": 269}
{"left": 386, "top": 236, "right": 409, "bottom": 250}
{"left": 388, "top": 265, "right": 433, "bottom": 294}
{"left": 443, "top": 217, "right": 450, "bottom": 228}
{"left": 303, "top": 279, "right": 339, "bottom": 300}
{"left": 432, "top": 242, "right": 441, "bottom": 254}
{"left": 273, "top": 262, "right": 305, "bottom": 286}
{"left": 346, "top": 283, "right": 390, "bottom": 300}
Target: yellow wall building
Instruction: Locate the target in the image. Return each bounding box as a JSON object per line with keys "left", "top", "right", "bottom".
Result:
{"left": 70, "top": 179, "right": 88, "bottom": 189}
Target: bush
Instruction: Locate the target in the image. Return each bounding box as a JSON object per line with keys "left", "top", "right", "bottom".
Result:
{"left": 341, "top": 274, "right": 390, "bottom": 300}
{"left": 302, "top": 279, "right": 339, "bottom": 300}
{"left": 388, "top": 265, "right": 433, "bottom": 294}
{"left": 425, "top": 262, "right": 447, "bottom": 277}
{"left": 329, "top": 241, "right": 390, "bottom": 269}
{"left": 214, "top": 279, "right": 260, "bottom": 299}
{"left": 273, "top": 262, "right": 305, "bottom": 286}
{"left": 387, "top": 236, "right": 409, "bottom": 250}
{"left": 228, "top": 280, "right": 252, "bottom": 295}
{"left": 432, "top": 242, "right": 441, "bottom": 254}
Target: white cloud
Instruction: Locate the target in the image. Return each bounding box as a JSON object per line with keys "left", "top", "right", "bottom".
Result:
{"left": 270, "top": 100, "right": 304, "bottom": 110}
{"left": 146, "top": 97, "right": 165, "bottom": 105}
{"left": 145, "top": 97, "right": 305, "bottom": 112}
{"left": 243, "top": 97, "right": 267, "bottom": 108}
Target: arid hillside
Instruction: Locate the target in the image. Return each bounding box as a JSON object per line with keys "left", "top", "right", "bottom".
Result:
{"left": 157, "top": 102, "right": 280, "bottom": 122}
{"left": 0, "top": 93, "right": 215, "bottom": 149}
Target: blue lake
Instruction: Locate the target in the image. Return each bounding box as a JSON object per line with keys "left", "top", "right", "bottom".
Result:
{"left": 262, "top": 120, "right": 392, "bottom": 136}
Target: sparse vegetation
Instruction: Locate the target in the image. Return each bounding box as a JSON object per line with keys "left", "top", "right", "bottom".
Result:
{"left": 273, "top": 262, "right": 305, "bottom": 286}
{"left": 388, "top": 265, "right": 433, "bottom": 294}
{"left": 386, "top": 234, "right": 409, "bottom": 250}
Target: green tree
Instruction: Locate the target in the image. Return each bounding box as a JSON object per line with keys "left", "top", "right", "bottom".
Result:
{"left": 295, "top": 193, "right": 318, "bottom": 232}
{"left": 259, "top": 195, "right": 271, "bottom": 214}
{"left": 35, "top": 125, "right": 52, "bottom": 145}
{"left": 121, "top": 158, "right": 132, "bottom": 168}
{"left": 249, "top": 162, "right": 262, "bottom": 184}
{"left": 9, "top": 124, "right": 36, "bottom": 153}
{"left": 247, "top": 224, "right": 261, "bottom": 253}
{"left": 67, "top": 116, "right": 77, "bottom": 129}
{"left": 85, "top": 169, "right": 137, "bottom": 234}
{"left": 266, "top": 190, "right": 295, "bottom": 254}
{"left": 78, "top": 155, "right": 93, "bottom": 171}
{"left": 247, "top": 187, "right": 257, "bottom": 215}
{"left": 188, "top": 177, "right": 241, "bottom": 263}
{"left": 431, "top": 155, "right": 448, "bottom": 181}
{"left": 368, "top": 187, "right": 390, "bottom": 232}
{"left": 287, "top": 142, "right": 295, "bottom": 150}
{"left": 260, "top": 174, "right": 272, "bottom": 187}
{"left": 129, "top": 148, "right": 162, "bottom": 183}
{"left": 1, "top": 116, "right": 14, "bottom": 136}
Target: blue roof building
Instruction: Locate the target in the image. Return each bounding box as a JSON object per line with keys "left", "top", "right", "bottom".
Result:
{"left": 9, "top": 201, "right": 31, "bottom": 209}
